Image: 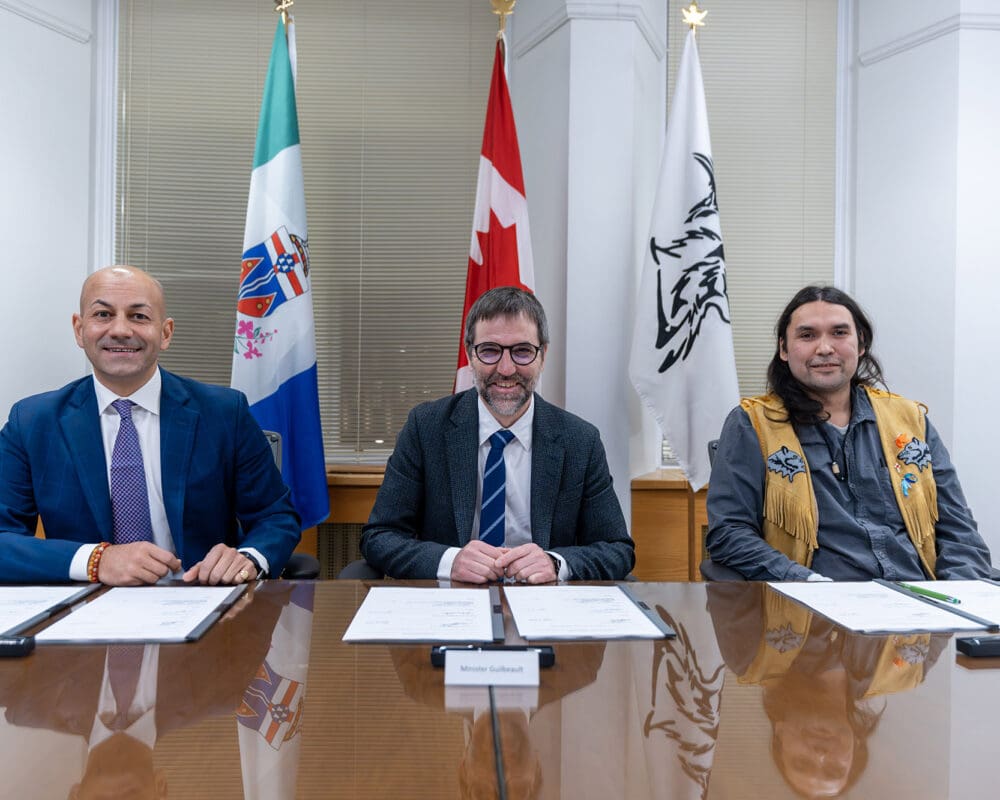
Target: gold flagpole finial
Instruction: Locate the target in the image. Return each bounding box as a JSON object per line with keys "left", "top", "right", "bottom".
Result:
{"left": 491, "top": 0, "right": 516, "bottom": 40}
{"left": 681, "top": 2, "right": 708, "bottom": 32}
{"left": 275, "top": 0, "right": 294, "bottom": 26}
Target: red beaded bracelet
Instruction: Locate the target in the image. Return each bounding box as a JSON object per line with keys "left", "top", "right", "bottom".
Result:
{"left": 87, "top": 542, "right": 111, "bottom": 583}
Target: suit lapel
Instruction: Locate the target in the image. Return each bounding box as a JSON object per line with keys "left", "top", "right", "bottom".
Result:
{"left": 530, "top": 395, "right": 564, "bottom": 550}
{"left": 158, "top": 371, "right": 198, "bottom": 560}
{"left": 60, "top": 380, "right": 113, "bottom": 535}
{"left": 445, "top": 391, "right": 480, "bottom": 544}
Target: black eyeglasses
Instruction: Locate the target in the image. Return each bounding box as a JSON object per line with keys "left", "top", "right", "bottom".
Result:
{"left": 471, "top": 342, "right": 543, "bottom": 366}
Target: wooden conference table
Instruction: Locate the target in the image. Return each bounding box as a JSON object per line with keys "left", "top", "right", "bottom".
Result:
{"left": 1, "top": 580, "right": 997, "bottom": 799}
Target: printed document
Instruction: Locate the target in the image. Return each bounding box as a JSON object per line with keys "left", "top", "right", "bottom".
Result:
{"left": 342, "top": 586, "right": 497, "bottom": 642}
{"left": 504, "top": 585, "right": 669, "bottom": 640}
{"left": 767, "top": 581, "right": 986, "bottom": 633}
{"left": 0, "top": 585, "right": 97, "bottom": 635}
{"left": 900, "top": 580, "right": 1000, "bottom": 625}
{"left": 35, "top": 585, "right": 244, "bottom": 644}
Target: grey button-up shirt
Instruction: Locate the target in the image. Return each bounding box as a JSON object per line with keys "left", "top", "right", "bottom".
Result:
{"left": 705, "top": 387, "right": 992, "bottom": 581}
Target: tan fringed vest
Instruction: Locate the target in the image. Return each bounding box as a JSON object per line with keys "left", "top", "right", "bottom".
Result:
{"left": 741, "top": 386, "right": 939, "bottom": 578}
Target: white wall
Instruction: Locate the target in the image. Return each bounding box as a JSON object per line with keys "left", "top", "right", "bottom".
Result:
{"left": 848, "top": 0, "right": 1000, "bottom": 561}
{"left": 511, "top": 0, "right": 667, "bottom": 523}
{"left": 953, "top": 6, "right": 1000, "bottom": 563}
{"left": 0, "top": 0, "right": 100, "bottom": 420}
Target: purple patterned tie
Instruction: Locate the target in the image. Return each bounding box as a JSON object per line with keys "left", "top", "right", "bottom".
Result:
{"left": 110, "top": 399, "right": 153, "bottom": 544}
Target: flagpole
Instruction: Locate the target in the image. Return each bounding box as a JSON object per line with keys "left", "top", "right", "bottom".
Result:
{"left": 681, "top": 2, "right": 708, "bottom": 34}
{"left": 491, "top": 0, "right": 516, "bottom": 37}
{"left": 275, "top": 0, "right": 294, "bottom": 26}
{"left": 490, "top": 0, "right": 515, "bottom": 66}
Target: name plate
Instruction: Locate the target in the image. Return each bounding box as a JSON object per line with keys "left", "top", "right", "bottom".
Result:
{"left": 444, "top": 648, "right": 540, "bottom": 687}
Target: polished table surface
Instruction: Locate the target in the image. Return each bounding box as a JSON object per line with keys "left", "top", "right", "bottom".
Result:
{"left": 2, "top": 580, "right": 998, "bottom": 799}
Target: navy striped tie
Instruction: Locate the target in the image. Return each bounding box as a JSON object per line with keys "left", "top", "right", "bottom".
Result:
{"left": 479, "top": 429, "right": 515, "bottom": 547}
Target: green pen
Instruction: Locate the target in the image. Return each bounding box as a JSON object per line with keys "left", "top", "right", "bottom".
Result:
{"left": 897, "top": 582, "right": 961, "bottom": 605}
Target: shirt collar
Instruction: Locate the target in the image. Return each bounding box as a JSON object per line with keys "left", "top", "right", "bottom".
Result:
{"left": 477, "top": 393, "right": 534, "bottom": 451}
{"left": 90, "top": 708, "right": 158, "bottom": 751}
{"left": 93, "top": 369, "right": 162, "bottom": 416}
{"left": 850, "top": 384, "right": 876, "bottom": 424}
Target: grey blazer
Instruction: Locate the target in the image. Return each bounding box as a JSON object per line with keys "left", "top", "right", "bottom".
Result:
{"left": 360, "top": 390, "right": 634, "bottom": 580}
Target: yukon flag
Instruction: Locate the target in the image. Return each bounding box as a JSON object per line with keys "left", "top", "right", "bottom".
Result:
{"left": 232, "top": 17, "right": 329, "bottom": 528}
{"left": 237, "top": 583, "right": 314, "bottom": 800}
{"left": 628, "top": 30, "right": 739, "bottom": 491}
{"left": 455, "top": 37, "right": 534, "bottom": 392}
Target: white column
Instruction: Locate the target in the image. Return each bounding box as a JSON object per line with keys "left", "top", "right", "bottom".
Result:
{"left": 509, "top": 0, "right": 667, "bottom": 523}
{"left": 845, "top": 0, "right": 1000, "bottom": 559}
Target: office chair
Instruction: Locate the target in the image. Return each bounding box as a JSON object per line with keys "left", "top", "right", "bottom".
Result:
{"left": 261, "top": 431, "right": 321, "bottom": 580}
{"left": 336, "top": 559, "right": 383, "bottom": 580}
{"left": 699, "top": 438, "right": 746, "bottom": 582}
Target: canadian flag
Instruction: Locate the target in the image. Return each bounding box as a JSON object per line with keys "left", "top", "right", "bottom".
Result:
{"left": 455, "top": 38, "right": 535, "bottom": 392}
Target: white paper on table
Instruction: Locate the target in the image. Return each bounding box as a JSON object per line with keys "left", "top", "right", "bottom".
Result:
{"left": 341, "top": 586, "right": 496, "bottom": 642}
{"left": 0, "top": 585, "right": 97, "bottom": 635}
{"left": 767, "top": 580, "right": 988, "bottom": 633}
{"left": 899, "top": 580, "right": 1000, "bottom": 624}
{"left": 504, "top": 585, "right": 668, "bottom": 640}
{"left": 34, "top": 585, "right": 243, "bottom": 644}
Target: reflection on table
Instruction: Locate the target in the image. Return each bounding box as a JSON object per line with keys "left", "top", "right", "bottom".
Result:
{"left": 1, "top": 581, "right": 998, "bottom": 799}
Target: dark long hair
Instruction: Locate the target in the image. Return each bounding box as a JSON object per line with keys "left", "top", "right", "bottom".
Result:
{"left": 767, "top": 286, "right": 885, "bottom": 425}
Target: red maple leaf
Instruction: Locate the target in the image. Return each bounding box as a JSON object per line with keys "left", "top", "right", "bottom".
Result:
{"left": 470, "top": 209, "right": 521, "bottom": 295}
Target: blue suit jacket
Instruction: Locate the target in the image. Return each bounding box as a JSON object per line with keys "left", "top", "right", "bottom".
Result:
{"left": 0, "top": 370, "right": 300, "bottom": 582}
{"left": 360, "top": 390, "right": 634, "bottom": 580}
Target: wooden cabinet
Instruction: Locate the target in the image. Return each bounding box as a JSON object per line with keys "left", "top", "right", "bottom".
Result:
{"left": 311, "top": 465, "right": 706, "bottom": 582}
{"left": 325, "top": 465, "right": 384, "bottom": 523}
{"left": 629, "top": 469, "right": 707, "bottom": 581}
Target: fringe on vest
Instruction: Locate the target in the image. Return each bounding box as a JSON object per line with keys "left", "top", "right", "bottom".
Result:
{"left": 741, "top": 387, "right": 939, "bottom": 577}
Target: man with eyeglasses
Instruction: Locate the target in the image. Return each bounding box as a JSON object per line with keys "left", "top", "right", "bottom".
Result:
{"left": 361, "top": 286, "right": 634, "bottom": 583}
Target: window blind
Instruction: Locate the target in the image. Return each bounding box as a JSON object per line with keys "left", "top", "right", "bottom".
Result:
{"left": 116, "top": 0, "right": 496, "bottom": 463}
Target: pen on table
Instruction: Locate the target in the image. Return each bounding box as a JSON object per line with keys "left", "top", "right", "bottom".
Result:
{"left": 897, "top": 582, "right": 961, "bottom": 604}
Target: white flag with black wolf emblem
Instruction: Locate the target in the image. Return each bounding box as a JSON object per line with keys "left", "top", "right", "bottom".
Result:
{"left": 628, "top": 30, "right": 738, "bottom": 491}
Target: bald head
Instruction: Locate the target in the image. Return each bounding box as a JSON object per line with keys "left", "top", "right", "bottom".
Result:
{"left": 79, "top": 266, "right": 167, "bottom": 317}
{"left": 73, "top": 265, "right": 174, "bottom": 397}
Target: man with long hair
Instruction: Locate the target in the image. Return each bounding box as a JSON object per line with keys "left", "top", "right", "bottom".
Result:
{"left": 705, "top": 286, "right": 991, "bottom": 580}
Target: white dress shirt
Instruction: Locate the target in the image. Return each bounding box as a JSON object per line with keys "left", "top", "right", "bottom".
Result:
{"left": 69, "top": 372, "right": 175, "bottom": 580}
{"left": 90, "top": 644, "right": 160, "bottom": 750}
{"left": 436, "top": 395, "right": 568, "bottom": 581}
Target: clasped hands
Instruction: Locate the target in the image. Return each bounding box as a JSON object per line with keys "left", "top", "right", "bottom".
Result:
{"left": 96, "top": 541, "right": 258, "bottom": 586}
{"left": 450, "top": 540, "right": 557, "bottom": 585}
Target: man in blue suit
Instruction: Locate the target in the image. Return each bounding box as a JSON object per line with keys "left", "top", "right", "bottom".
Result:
{"left": 0, "top": 266, "right": 300, "bottom": 584}
{"left": 361, "top": 287, "right": 634, "bottom": 583}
